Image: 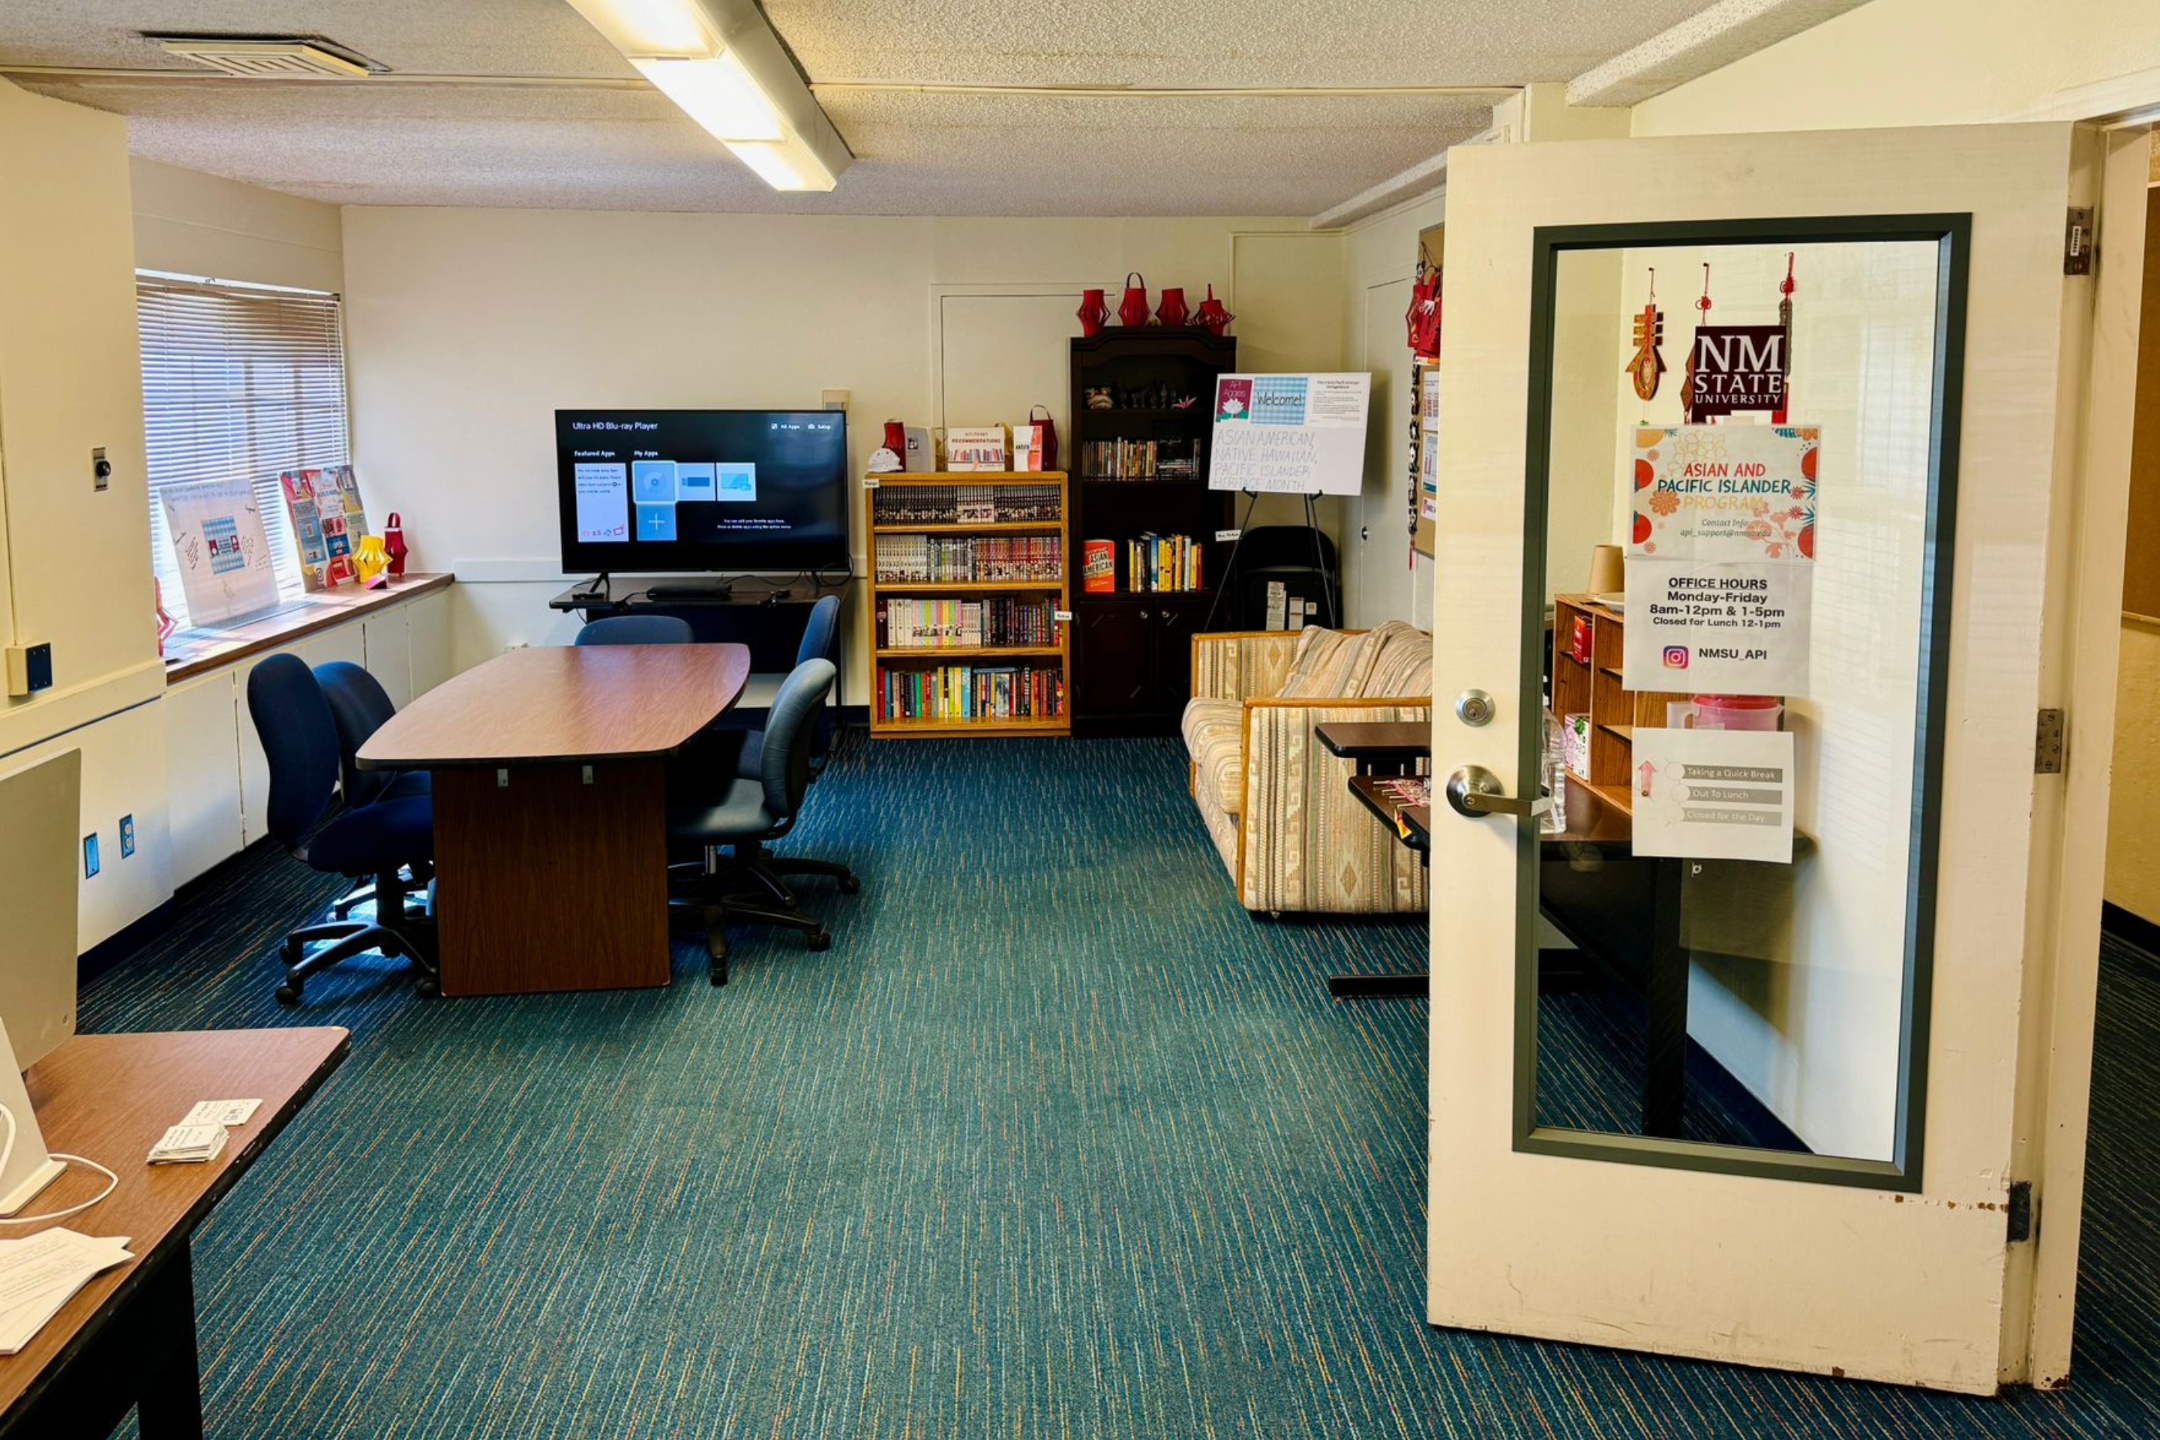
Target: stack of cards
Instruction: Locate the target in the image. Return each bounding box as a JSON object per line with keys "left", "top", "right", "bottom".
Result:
{"left": 0, "top": 1229, "right": 134, "bottom": 1354}
{"left": 147, "top": 1125, "right": 227, "bottom": 1166}
{"left": 146, "top": 1099, "right": 262, "bottom": 1166}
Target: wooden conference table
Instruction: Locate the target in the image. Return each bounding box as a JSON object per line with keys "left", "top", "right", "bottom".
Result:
{"left": 358, "top": 643, "right": 752, "bottom": 996}
{"left": 0, "top": 1028, "right": 348, "bottom": 1440}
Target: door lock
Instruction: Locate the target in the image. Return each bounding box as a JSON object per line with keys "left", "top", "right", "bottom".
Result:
{"left": 1454, "top": 689, "right": 1495, "bottom": 727}
{"left": 1444, "top": 765, "right": 1552, "bottom": 820}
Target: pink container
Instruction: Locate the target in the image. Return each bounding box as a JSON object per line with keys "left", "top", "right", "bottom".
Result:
{"left": 1691, "top": 694, "right": 1783, "bottom": 731}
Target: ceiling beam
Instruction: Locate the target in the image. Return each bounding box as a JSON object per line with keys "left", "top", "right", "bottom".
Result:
{"left": 1566, "top": 0, "right": 1874, "bottom": 109}
{"left": 1307, "top": 120, "right": 1507, "bottom": 230}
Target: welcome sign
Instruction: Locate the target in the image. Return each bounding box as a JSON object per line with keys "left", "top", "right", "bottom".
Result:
{"left": 1210, "top": 372, "right": 1371, "bottom": 496}
{"left": 1689, "top": 324, "right": 1787, "bottom": 419}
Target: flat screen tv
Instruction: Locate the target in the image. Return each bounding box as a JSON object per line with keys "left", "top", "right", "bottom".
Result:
{"left": 556, "top": 409, "right": 849, "bottom": 574}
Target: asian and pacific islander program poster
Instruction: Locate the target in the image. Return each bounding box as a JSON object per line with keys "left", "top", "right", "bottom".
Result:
{"left": 1623, "top": 424, "right": 1817, "bottom": 695}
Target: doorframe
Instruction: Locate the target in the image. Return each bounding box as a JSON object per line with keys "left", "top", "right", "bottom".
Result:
{"left": 2019, "top": 118, "right": 2153, "bottom": 1388}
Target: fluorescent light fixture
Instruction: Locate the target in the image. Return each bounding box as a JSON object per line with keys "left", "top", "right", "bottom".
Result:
{"left": 632, "top": 55, "right": 782, "bottom": 141}
{"left": 564, "top": 0, "right": 852, "bottom": 193}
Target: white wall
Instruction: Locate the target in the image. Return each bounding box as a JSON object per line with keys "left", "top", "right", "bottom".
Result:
{"left": 130, "top": 157, "right": 344, "bottom": 293}
{"left": 1339, "top": 194, "right": 1443, "bottom": 632}
{"left": 1630, "top": 0, "right": 2160, "bottom": 137}
{"left": 0, "top": 83, "right": 358, "bottom": 955}
{"left": 0, "top": 79, "right": 171, "bottom": 947}
{"left": 340, "top": 209, "right": 1350, "bottom": 695}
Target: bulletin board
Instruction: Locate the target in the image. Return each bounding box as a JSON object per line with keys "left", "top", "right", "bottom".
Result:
{"left": 1413, "top": 223, "right": 1445, "bottom": 559}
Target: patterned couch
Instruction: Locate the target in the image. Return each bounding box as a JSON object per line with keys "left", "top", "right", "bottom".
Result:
{"left": 1180, "top": 621, "right": 1432, "bottom": 915}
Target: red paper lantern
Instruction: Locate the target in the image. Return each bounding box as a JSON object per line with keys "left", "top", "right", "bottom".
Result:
{"left": 383, "top": 511, "right": 409, "bottom": 579}
{"left": 1193, "top": 284, "right": 1233, "bottom": 337}
{"left": 1076, "top": 288, "right": 1109, "bottom": 336}
{"left": 1155, "top": 287, "right": 1189, "bottom": 328}
{"left": 1117, "top": 272, "right": 1150, "bottom": 328}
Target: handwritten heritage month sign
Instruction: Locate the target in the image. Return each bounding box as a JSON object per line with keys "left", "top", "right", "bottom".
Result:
{"left": 1210, "top": 372, "right": 1372, "bottom": 496}
{"left": 1630, "top": 726, "right": 1796, "bottom": 863}
{"left": 1624, "top": 423, "right": 1818, "bottom": 694}
{"left": 161, "top": 476, "right": 280, "bottom": 625}
{"left": 1688, "top": 325, "right": 1787, "bottom": 419}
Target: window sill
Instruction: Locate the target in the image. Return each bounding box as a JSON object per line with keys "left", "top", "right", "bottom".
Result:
{"left": 162, "top": 573, "right": 453, "bottom": 685}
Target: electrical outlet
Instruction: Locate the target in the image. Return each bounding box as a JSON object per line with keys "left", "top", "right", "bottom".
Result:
{"left": 82, "top": 833, "right": 100, "bottom": 879}
{"left": 119, "top": 814, "right": 136, "bottom": 858}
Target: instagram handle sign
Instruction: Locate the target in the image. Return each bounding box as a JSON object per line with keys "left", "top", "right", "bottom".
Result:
{"left": 1662, "top": 645, "right": 1690, "bottom": 670}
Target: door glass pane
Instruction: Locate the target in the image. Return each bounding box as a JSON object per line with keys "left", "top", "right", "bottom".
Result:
{"left": 1525, "top": 232, "right": 1951, "bottom": 1173}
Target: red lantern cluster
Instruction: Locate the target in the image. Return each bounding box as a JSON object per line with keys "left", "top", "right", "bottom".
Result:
{"left": 1077, "top": 276, "right": 1233, "bottom": 337}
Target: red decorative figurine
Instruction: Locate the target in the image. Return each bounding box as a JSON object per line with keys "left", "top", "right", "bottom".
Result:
{"left": 1155, "top": 286, "right": 1188, "bottom": 328}
{"left": 383, "top": 511, "right": 408, "bottom": 580}
{"left": 1193, "top": 284, "right": 1233, "bottom": 337}
{"left": 1076, "top": 288, "right": 1109, "bottom": 337}
{"left": 1117, "top": 272, "right": 1150, "bottom": 328}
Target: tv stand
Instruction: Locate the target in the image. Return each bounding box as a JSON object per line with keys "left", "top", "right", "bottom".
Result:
{"left": 549, "top": 574, "right": 852, "bottom": 675}
{"left": 644, "top": 578, "right": 734, "bottom": 602}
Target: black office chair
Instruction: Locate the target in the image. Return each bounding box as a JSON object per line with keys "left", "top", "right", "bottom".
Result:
{"left": 316, "top": 661, "right": 431, "bottom": 920}
{"left": 688, "top": 594, "right": 858, "bottom": 897}
{"left": 668, "top": 657, "right": 837, "bottom": 985}
{"left": 577, "top": 614, "right": 694, "bottom": 646}
{"left": 246, "top": 654, "right": 438, "bottom": 1004}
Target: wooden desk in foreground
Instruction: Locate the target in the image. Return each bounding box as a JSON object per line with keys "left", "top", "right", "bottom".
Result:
{"left": 0, "top": 1028, "right": 348, "bottom": 1440}
{"left": 359, "top": 644, "right": 752, "bottom": 996}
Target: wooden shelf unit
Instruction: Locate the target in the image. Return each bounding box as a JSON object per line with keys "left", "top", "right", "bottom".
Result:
{"left": 865, "top": 471, "right": 1071, "bottom": 739}
{"left": 1068, "top": 330, "right": 1238, "bottom": 736}
{"left": 1550, "top": 594, "right": 1688, "bottom": 820}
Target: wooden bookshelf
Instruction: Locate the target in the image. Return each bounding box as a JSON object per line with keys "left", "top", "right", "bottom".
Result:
{"left": 1067, "top": 330, "right": 1238, "bottom": 737}
{"left": 1550, "top": 594, "right": 1688, "bottom": 821}
{"left": 865, "top": 471, "right": 1071, "bottom": 739}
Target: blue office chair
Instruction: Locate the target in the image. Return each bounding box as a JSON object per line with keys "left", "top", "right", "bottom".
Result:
{"left": 247, "top": 654, "right": 438, "bottom": 1005}
{"left": 576, "top": 614, "right": 694, "bottom": 646}
{"left": 315, "top": 661, "right": 432, "bottom": 922}
{"left": 668, "top": 657, "right": 838, "bottom": 985}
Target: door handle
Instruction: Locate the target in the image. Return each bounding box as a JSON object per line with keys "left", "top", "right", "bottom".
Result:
{"left": 1444, "top": 765, "right": 1552, "bottom": 820}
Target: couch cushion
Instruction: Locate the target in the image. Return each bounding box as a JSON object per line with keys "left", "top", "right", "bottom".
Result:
{"left": 1362, "top": 620, "right": 1433, "bottom": 698}
{"left": 1278, "top": 627, "right": 1376, "bottom": 699}
{"left": 1180, "top": 697, "right": 1247, "bottom": 814}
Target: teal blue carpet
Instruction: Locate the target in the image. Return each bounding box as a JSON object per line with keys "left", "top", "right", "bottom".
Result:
{"left": 83, "top": 736, "right": 2160, "bottom": 1437}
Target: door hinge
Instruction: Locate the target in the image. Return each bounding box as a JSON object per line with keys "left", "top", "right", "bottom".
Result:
{"left": 2064, "top": 208, "right": 2096, "bottom": 275}
{"left": 2007, "top": 1180, "right": 2036, "bottom": 1243}
{"left": 2035, "top": 707, "right": 2066, "bottom": 774}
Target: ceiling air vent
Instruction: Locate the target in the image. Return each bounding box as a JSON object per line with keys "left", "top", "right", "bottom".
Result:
{"left": 150, "top": 37, "right": 374, "bottom": 79}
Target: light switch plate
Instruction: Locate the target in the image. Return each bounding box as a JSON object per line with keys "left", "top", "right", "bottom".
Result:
{"left": 82, "top": 834, "right": 100, "bottom": 879}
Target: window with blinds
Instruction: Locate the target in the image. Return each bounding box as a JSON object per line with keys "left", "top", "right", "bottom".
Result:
{"left": 136, "top": 275, "right": 350, "bottom": 628}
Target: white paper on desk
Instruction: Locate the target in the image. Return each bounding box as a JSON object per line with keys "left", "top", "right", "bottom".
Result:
{"left": 182, "top": 1099, "right": 261, "bottom": 1127}
{"left": 0, "top": 1230, "right": 134, "bottom": 1355}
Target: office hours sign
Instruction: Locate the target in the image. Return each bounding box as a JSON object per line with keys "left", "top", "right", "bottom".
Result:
{"left": 1624, "top": 424, "right": 1816, "bottom": 694}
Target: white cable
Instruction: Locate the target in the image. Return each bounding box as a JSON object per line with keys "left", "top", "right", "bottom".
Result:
{"left": 0, "top": 1103, "right": 120, "bottom": 1225}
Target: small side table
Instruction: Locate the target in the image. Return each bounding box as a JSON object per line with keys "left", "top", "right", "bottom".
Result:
{"left": 1316, "top": 721, "right": 1432, "bottom": 1001}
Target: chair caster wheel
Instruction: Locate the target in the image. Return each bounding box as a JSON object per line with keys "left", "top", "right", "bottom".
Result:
{"left": 280, "top": 941, "right": 302, "bottom": 967}
{"left": 807, "top": 930, "right": 832, "bottom": 952}
{"left": 414, "top": 975, "right": 440, "bottom": 998}
{"left": 839, "top": 875, "right": 861, "bottom": 895}
{"left": 275, "top": 982, "right": 302, "bottom": 1006}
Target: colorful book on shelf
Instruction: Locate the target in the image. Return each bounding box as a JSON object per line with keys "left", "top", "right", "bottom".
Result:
{"left": 1083, "top": 540, "right": 1114, "bottom": 594}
